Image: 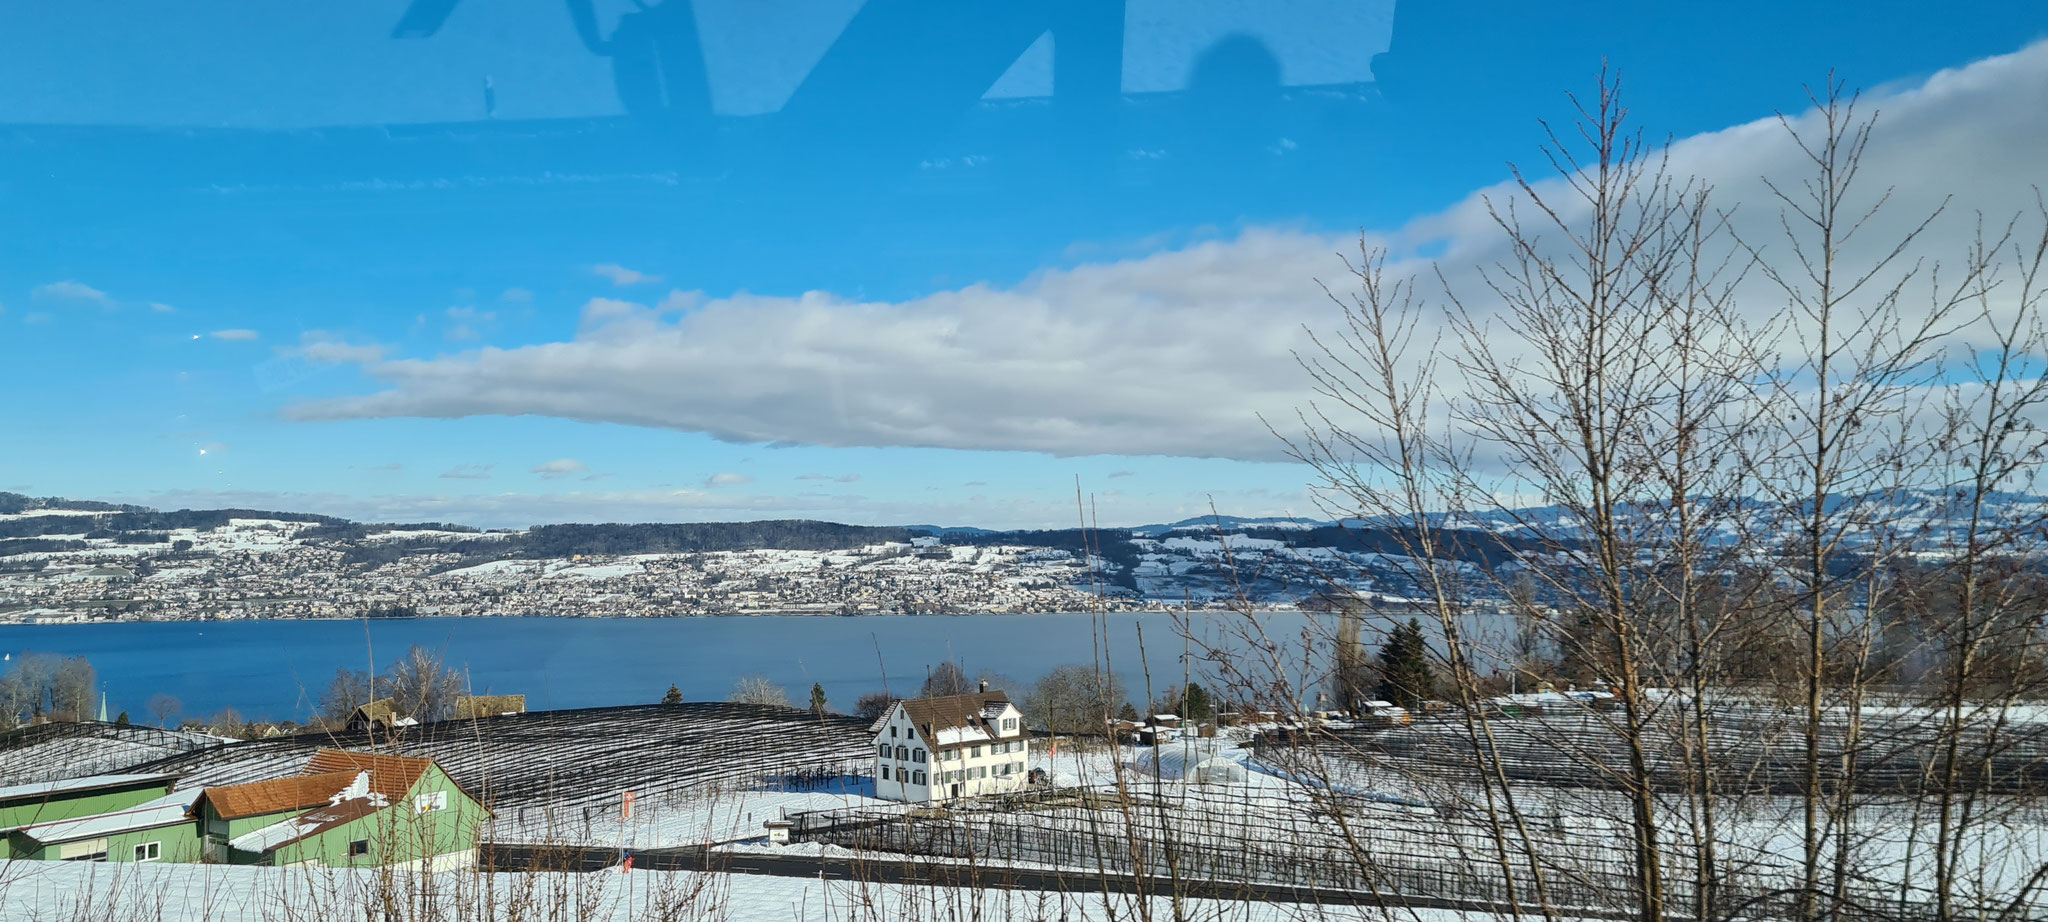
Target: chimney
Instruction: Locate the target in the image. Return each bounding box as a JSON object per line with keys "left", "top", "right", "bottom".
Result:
{"left": 979, "top": 680, "right": 989, "bottom": 694}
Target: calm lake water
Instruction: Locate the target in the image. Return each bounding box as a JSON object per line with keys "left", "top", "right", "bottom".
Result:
{"left": 1, "top": 612, "right": 1351, "bottom": 723}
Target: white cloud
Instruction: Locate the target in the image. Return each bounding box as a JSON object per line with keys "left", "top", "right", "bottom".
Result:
{"left": 285, "top": 42, "right": 2048, "bottom": 463}
{"left": 439, "top": 464, "right": 493, "bottom": 480}
{"left": 209, "top": 328, "right": 259, "bottom": 341}
{"left": 532, "top": 458, "right": 589, "bottom": 478}
{"left": 294, "top": 332, "right": 388, "bottom": 364}
{"left": 592, "top": 263, "right": 661, "bottom": 286}
{"left": 109, "top": 486, "right": 1308, "bottom": 531}
{"left": 149, "top": 302, "right": 177, "bottom": 313}
{"left": 34, "top": 281, "right": 111, "bottom": 305}
{"left": 501, "top": 287, "right": 534, "bottom": 303}
{"left": 797, "top": 473, "right": 861, "bottom": 483}
{"left": 704, "top": 472, "right": 755, "bottom": 488}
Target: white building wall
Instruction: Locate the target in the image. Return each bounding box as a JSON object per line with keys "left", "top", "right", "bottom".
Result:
{"left": 873, "top": 704, "right": 934, "bottom": 803}
{"left": 873, "top": 701, "right": 1031, "bottom": 803}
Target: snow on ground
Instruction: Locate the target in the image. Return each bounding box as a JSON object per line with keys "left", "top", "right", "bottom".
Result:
{"left": 440, "top": 559, "right": 531, "bottom": 580}
{"left": 550, "top": 563, "right": 645, "bottom": 580}
{"left": 0, "top": 859, "right": 1582, "bottom": 922}
{"left": 1161, "top": 534, "right": 1289, "bottom": 554}
{"left": 492, "top": 777, "right": 890, "bottom": 848}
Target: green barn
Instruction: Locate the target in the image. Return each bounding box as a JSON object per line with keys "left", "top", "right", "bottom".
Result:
{"left": 0, "top": 773, "right": 179, "bottom": 848}
{"left": 195, "top": 750, "right": 488, "bottom": 868}
{"left": 5, "top": 789, "right": 201, "bottom": 862}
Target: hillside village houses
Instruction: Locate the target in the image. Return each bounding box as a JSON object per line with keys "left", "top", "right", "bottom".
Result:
{"left": 872, "top": 684, "right": 1029, "bottom": 802}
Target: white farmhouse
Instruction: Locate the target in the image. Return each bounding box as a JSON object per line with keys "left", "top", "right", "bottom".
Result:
{"left": 871, "top": 684, "right": 1029, "bottom": 802}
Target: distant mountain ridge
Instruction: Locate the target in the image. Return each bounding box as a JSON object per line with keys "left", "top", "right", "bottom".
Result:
{"left": 6, "top": 490, "right": 2043, "bottom": 615}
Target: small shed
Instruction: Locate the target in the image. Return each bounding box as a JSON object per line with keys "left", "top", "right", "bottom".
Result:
{"left": 346, "top": 698, "right": 417, "bottom": 732}
{"left": 453, "top": 695, "right": 526, "bottom": 720}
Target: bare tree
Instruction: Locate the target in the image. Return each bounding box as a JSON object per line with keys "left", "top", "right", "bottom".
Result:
{"left": 853, "top": 691, "right": 896, "bottom": 722}
{"left": 386, "top": 646, "right": 466, "bottom": 723}
{"left": 729, "top": 675, "right": 790, "bottom": 708}
{"left": 1256, "top": 68, "right": 2048, "bottom": 922}
{"left": 146, "top": 693, "right": 181, "bottom": 729}
{"left": 50, "top": 655, "right": 95, "bottom": 719}
{"left": 320, "top": 668, "right": 382, "bottom": 727}
{"left": 919, "top": 661, "right": 972, "bottom": 698}
{"left": 1023, "top": 664, "right": 1127, "bottom": 736}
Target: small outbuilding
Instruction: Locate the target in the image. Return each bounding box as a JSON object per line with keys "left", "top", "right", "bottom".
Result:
{"left": 453, "top": 695, "right": 526, "bottom": 720}
{"left": 346, "top": 698, "right": 417, "bottom": 732}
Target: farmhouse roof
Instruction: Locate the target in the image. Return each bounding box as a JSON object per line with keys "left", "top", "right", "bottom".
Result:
{"left": 453, "top": 694, "right": 526, "bottom": 719}
{"left": 303, "top": 750, "right": 433, "bottom": 802}
{"left": 899, "top": 691, "right": 1013, "bottom": 745}
{"left": 195, "top": 750, "right": 436, "bottom": 821}
{"left": 193, "top": 770, "right": 363, "bottom": 820}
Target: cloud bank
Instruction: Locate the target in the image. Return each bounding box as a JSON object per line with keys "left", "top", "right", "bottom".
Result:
{"left": 288, "top": 42, "right": 2048, "bottom": 463}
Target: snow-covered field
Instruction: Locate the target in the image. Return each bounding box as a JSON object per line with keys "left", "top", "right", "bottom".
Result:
{"left": 0, "top": 860, "right": 1585, "bottom": 922}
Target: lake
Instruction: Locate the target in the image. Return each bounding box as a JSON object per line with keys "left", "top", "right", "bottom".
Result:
{"left": 1, "top": 611, "right": 1354, "bottom": 723}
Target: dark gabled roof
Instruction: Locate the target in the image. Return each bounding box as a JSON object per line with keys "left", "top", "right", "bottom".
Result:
{"left": 349, "top": 698, "right": 404, "bottom": 725}
{"left": 898, "top": 691, "right": 1013, "bottom": 743}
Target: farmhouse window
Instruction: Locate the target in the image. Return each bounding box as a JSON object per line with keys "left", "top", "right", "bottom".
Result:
{"left": 914, "top": 748, "right": 925, "bottom": 762}
{"left": 914, "top": 771, "right": 926, "bottom": 785}
{"left": 134, "top": 842, "right": 161, "bottom": 861}
{"left": 878, "top": 745, "right": 890, "bottom": 758}
{"left": 970, "top": 745, "right": 981, "bottom": 758}
{"left": 1002, "top": 718, "right": 1017, "bottom": 732}
{"left": 348, "top": 840, "right": 370, "bottom": 857}
{"left": 890, "top": 727, "right": 897, "bottom": 738}
{"left": 881, "top": 765, "right": 890, "bottom": 780}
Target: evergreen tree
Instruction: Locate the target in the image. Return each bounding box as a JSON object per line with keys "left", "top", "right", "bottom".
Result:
{"left": 115, "top": 711, "right": 130, "bottom": 726}
{"left": 661, "top": 684, "right": 683, "bottom": 705}
{"left": 1116, "top": 701, "right": 1141, "bottom": 723}
{"left": 1182, "top": 682, "right": 1214, "bottom": 721}
{"left": 1376, "top": 618, "right": 1436, "bottom": 709}
{"left": 810, "top": 682, "right": 829, "bottom": 715}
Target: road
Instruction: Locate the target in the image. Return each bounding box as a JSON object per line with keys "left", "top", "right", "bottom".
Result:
{"left": 480, "top": 842, "right": 1619, "bottom": 917}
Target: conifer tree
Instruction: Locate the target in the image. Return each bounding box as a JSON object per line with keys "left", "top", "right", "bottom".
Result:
{"left": 661, "top": 684, "right": 683, "bottom": 705}
{"left": 1376, "top": 618, "right": 1435, "bottom": 709}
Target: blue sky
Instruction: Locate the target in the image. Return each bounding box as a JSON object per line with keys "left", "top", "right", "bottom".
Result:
{"left": 2, "top": 1, "right": 2045, "bottom": 529}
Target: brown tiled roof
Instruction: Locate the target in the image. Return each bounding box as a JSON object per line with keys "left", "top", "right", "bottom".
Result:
{"left": 304, "top": 750, "right": 432, "bottom": 803}
{"left": 900, "top": 691, "right": 1012, "bottom": 742}
{"left": 453, "top": 694, "right": 526, "bottom": 719}
{"left": 194, "top": 771, "right": 361, "bottom": 820}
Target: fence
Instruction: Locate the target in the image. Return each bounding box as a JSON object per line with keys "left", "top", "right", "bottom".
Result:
{"left": 787, "top": 785, "right": 1703, "bottom": 915}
